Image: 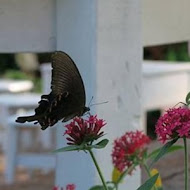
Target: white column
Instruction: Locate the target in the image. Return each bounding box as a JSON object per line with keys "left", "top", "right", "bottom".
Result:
{"left": 55, "top": 1, "right": 142, "bottom": 190}
{"left": 0, "top": 0, "right": 55, "bottom": 53}
{"left": 55, "top": 1, "right": 96, "bottom": 189}
{"left": 95, "top": 1, "right": 142, "bottom": 189}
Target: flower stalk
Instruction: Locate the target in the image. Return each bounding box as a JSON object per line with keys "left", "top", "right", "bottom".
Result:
{"left": 89, "top": 149, "right": 108, "bottom": 190}
{"left": 143, "top": 163, "right": 157, "bottom": 190}
{"left": 184, "top": 137, "right": 189, "bottom": 190}
{"left": 115, "top": 164, "right": 136, "bottom": 189}
{"left": 144, "top": 162, "right": 151, "bottom": 178}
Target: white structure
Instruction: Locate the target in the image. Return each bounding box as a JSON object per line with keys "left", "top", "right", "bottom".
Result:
{"left": 0, "top": 64, "right": 54, "bottom": 183}
{"left": 55, "top": 1, "right": 141, "bottom": 189}
{"left": 143, "top": 61, "right": 190, "bottom": 110}
{"left": 143, "top": 0, "right": 190, "bottom": 46}
{"left": 142, "top": 61, "right": 190, "bottom": 132}
{"left": 0, "top": 0, "right": 56, "bottom": 52}
{"left": 142, "top": 0, "right": 190, "bottom": 133}
{"left": 0, "top": 0, "right": 142, "bottom": 189}
{"left": 1, "top": 0, "right": 190, "bottom": 189}
{"left": 0, "top": 80, "right": 33, "bottom": 93}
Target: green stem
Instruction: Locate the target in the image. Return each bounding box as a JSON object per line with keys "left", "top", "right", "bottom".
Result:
{"left": 184, "top": 137, "right": 189, "bottom": 190}
{"left": 113, "top": 164, "right": 136, "bottom": 190}
{"left": 116, "top": 164, "right": 136, "bottom": 185}
{"left": 143, "top": 163, "right": 157, "bottom": 190}
{"left": 144, "top": 163, "right": 151, "bottom": 178}
{"left": 88, "top": 149, "right": 108, "bottom": 190}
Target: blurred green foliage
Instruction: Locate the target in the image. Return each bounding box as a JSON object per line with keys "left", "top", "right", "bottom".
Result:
{"left": 0, "top": 54, "right": 18, "bottom": 75}
{"left": 32, "top": 77, "right": 42, "bottom": 93}
{"left": 144, "top": 42, "right": 190, "bottom": 62}
{"left": 0, "top": 53, "right": 43, "bottom": 93}
{"left": 3, "top": 70, "right": 30, "bottom": 80}
{"left": 3, "top": 70, "right": 42, "bottom": 93}
{"left": 165, "top": 43, "right": 190, "bottom": 62}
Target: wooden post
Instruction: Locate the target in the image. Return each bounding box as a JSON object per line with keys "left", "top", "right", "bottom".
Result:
{"left": 55, "top": 1, "right": 142, "bottom": 189}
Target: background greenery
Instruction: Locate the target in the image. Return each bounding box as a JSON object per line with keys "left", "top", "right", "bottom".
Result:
{"left": 1, "top": 43, "right": 190, "bottom": 92}
{"left": 144, "top": 42, "right": 190, "bottom": 61}
{"left": 0, "top": 53, "right": 52, "bottom": 93}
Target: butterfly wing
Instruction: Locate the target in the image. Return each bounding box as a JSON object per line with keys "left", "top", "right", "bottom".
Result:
{"left": 51, "top": 51, "right": 86, "bottom": 106}
{"left": 16, "top": 51, "right": 87, "bottom": 130}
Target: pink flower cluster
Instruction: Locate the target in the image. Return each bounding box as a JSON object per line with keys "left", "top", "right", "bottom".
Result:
{"left": 155, "top": 107, "right": 190, "bottom": 143}
{"left": 53, "top": 184, "right": 75, "bottom": 190}
{"left": 112, "top": 131, "right": 150, "bottom": 172}
{"left": 64, "top": 115, "right": 106, "bottom": 145}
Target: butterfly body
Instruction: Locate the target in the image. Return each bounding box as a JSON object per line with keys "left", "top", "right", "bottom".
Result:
{"left": 16, "top": 51, "right": 90, "bottom": 130}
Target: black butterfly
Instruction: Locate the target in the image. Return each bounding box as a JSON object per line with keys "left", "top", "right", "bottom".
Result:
{"left": 16, "top": 51, "right": 90, "bottom": 130}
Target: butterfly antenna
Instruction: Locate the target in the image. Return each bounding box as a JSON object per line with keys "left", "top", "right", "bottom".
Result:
{"left": 173, "top": 102, "right": 187, "bottom": 108}
{"left": 90, "top": 101, "right": 108, "bottom": 107}
{"left": 88, "top": 96, "right": 94, "bottom": 107}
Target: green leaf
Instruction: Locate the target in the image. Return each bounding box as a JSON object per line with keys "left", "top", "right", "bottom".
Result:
{"left": 136, "top": 173, "right": 159, "bottom": 190}
{"left": 89, "top": 185, "right": 113, "bottom": 190}
{"left": 148, "top": 145, "right": 183, "bottom": 159}
{"left": 89, "top": 139, "right": 109, "bottom": 149}
{"left": 53, "top": 139, "right": 109, "bottom": 153}
{"left": 52, "top": 145, "right": 83, "bottom": 153}
{"left": 150, "top": 138, "right": 179, "bottom": 167}
{"left": 89, "top": 185, "right": 103, "bottom": 190}
{"left": 186, "top": 92, "right": 190, "bottom": 105}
